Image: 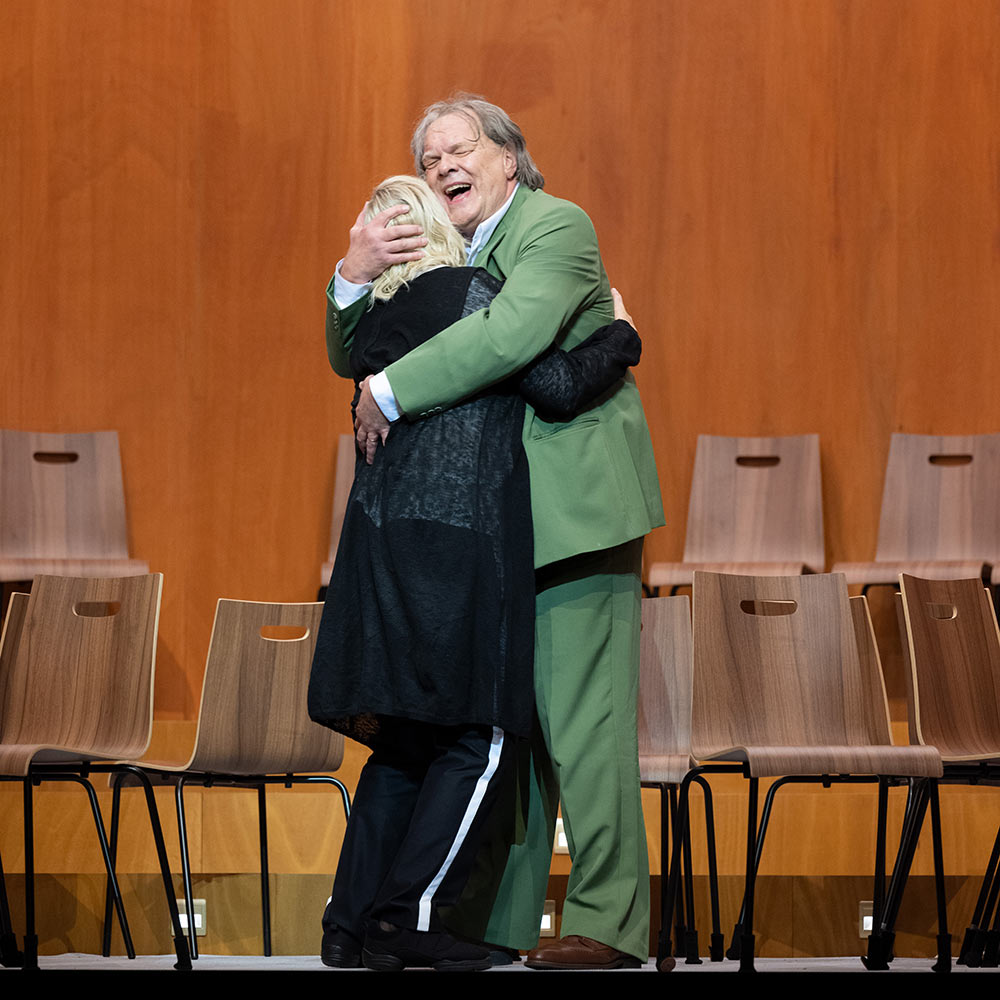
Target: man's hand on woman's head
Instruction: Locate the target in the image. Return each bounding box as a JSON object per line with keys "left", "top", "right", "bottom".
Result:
{"left": 340, "top": 203, "right": 428, "bottom": 284}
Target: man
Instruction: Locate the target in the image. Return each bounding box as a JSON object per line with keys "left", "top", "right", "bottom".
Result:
{"left": 328, "top": 95, "right": 664, "bottom": 969}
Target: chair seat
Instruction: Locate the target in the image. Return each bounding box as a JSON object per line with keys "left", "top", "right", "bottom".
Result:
{"left": 0, "top": 557, "right": 150, "bottom": 581}
{"left": 639, "top": 753, "right": 697, "bottom": 785}
{"left": 0, "top": 742, "right": 152, "bottom": 777}
{"left": 940, "top": 750, "right": 1000, "bottom": 764}
{"left": 696, "top": 744, "right": 943, "bottom": 779}
{"left": 830, "top": 559, "right": 989, "bottom": 586}
{"left": 648, "top": 561, "right": 815, "bottom": 589}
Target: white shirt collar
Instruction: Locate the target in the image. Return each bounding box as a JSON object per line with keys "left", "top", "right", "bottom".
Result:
{"left": 465, "top": 184, "right": 519, "bottom": 264}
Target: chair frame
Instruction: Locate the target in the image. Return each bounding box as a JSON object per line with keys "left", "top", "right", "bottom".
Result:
{"left": 660, "top": 573, "right": 949, "bottom": 973}
{"left": 638, "top": 595, "right": 723, "bottom": 970}
{"left": 0, "top": 428, "right": 148, "bottom": 583}
{"left": 0, "top": 576, "right": 190, "bottom": 971}
{"left": 100, "top": 598, "right": 351, "bottom": 960}
{"left": 896, "top": 574, "right": 1000, "bottom": 967}
{"left": 833, "top": 432, "right": 1000, "bottom": 591}
{"left": 648, "top": 433, "right": 825, "bottom": 595}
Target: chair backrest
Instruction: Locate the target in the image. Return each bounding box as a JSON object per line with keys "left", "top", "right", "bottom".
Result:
{"left": 638, "top": 595, "right": 694, "bottom": 776}
{"left": 847, "top": 594, "right": 895, "bottom": 745}
{"left": 681, "top": 434, "right": 824, "bottom": 571}
{"left": 691, "top": 572, "right": 889, "bottom": 756}
{"left": 0, "top": 429, "right": 134, "bottom": 560}
{"left": 0, "top": 574, "right": 162, "bottom": 775}
{"left": 897, "top": 574, "right": 1000, "bottom": 758}
{"left": 188, "top": 599, "right": 344, "bottom": 774}
{"left": 321, "top": 433, "right": 356, "bottom": 586}
{"left": 875, "top": 432, "right": 1000, "bottom": 563}
{"left": 0, "top": 591, "right": 30, "bottom": 718}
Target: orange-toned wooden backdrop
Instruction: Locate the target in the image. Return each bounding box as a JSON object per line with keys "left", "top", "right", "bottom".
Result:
{"left": 4, "top": 0, "right": 1000, "bottom": 723}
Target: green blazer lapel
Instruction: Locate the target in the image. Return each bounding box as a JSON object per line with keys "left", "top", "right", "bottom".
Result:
{"left": 474, "top": 185, "right": 530, "bottom": 273}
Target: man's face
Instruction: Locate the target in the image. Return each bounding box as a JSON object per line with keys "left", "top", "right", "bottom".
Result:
{"left": 421, "top": 112, "right": 517, "bottom": 238}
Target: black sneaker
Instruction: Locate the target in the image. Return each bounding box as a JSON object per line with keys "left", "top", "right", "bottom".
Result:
{"left": 362, "top": 920, "right": 491, "bottom": 972}
{"left": 321, "top": 926, "right": 362, "bottom": 968}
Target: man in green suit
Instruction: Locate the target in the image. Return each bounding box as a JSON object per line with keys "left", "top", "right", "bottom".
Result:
{"left": 329, "top": 96, "right": 664, "bottom": 969}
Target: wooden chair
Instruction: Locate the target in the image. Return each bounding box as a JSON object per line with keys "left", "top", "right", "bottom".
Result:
{"left": 897, "top": 573, "right": 1000, "bottom": 965}
{"left": 832, "top": 432, "right": 1000, "bottom": 589}
{"left": 638, "top": 595, "right": 722, "bottom": 970}
{"left": 0, "top": 429, "right": 149, "bottom": 587}
{"left": 0, "top": 574, "right": 190, "bottom": 971}
{"left": 647, "top": 434, "right": 824, "bottom": 594}
{"left": 318, "top": 433, "right": 356, "bottom": 598}
{"left": 103, "top": 599, "right": 350, "bottom": 959}
{"left": 660, "top": 572, "right": 947, "bottom": 973}
{"left": 0, "top": 592, "right": 28, "bottom": 968}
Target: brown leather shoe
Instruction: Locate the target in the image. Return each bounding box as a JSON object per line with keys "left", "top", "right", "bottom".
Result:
{"left": 525, "top": 935, "right": 643, "bottom": 970}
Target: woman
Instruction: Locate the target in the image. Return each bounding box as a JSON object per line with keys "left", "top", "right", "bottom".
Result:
{"left": 308, "top": 175, "right": 640, "bottom": 971}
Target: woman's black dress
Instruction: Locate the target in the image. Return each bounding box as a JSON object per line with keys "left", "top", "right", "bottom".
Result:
{"left": 307, "top": 266, "right": 641, "bottom": 747}
{"left": 308, "top": 267, "right": 535, "bottom": 744}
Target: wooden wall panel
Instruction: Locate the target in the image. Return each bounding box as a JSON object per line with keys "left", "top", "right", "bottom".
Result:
{"left": 3, "top": 0, "right": 1000, "bottom": 885}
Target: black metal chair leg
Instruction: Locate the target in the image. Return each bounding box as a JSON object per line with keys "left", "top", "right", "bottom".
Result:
{"left": 668, "top": 786, "right": 686, "bottom": 958}
{"left": 258, "top": 784, "right": 272, "bottom": 957}
{"left": 864, "top": 780, "right": 929, "bottom": 970}
{"left": 175, "top": 778, "right": 199, "bottom": 960}
{"left": 0, "top": 845, "right": 23, "bottom": 967}
{"left": 681, "top": 807, "right": 701, "bottom": 964}
{"left": 101, "top": 775, "right": 125, "bottom": 957}
{"left": 656, "top": 784, "right": 671, "bottom": 967}
{"left": 691, "top": 775, "right": 724, "bottom": 962}
{"left": 928, "top": 781, "right": 951, "bottom": 973}
{"left": 65, "top": 774, "right": 134, "bottom": 959}
{"left": 727, "top": 775, "right": 788, "bottom": 960}
{"left": 328, "top": 776, "right": 351, "bottom": 819}
{"left": 960, "top": 822, "right": 1000, "bottom": 966}
{"left": 122, "top": 766, "right": 191, "bottom": 971}
{"left": 22, "top": 778, "right": 38, "bottom": 971}
{"left": 659, "top": 774, "right": 697, "bottom": 972}
{"left": 981, "top": 902, "right": 1000, "bottom": 967}
{"left": 739, "top": 777, "right": 759, "bottom": 973}
{"left": 970, "top": 857, "right": 1000, "bottom": 966}
{"left": 870, "top": 777, "right": 888, "bottom": 956}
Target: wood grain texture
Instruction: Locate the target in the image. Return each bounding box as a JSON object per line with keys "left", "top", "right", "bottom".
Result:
{"left": 691, "top": 572, "right": 941, "bottom": 777}
{"left": 4, "top": 0, "right": 1000, "bottom": 719}
{"left": 848, "top": 594, "right": 895, "bottom": 746}
{"left": 899, "top": 574, "right": 1000, "bottom": 759}
{"left": 833, "top": 433, "right": 1000, "bottom": 584}
{"left": 638, "top": 595, "right": 695, "bottom": 784}
{"left": 182, "top": 599, "right": 342, "bottom": 775}
{"left": 0, "top": 573, "right": 162, "bottom": 775}
{"left": 0, "top": 429, "right": 149, "bottom": 580}
{"left": 648, "top": 434, "right": 824, "bottom": 589}
{"left": 4, "top": 0, "right": 1000, "bottom": 888}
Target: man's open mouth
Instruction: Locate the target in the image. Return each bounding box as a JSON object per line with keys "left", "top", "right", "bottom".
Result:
{"left": 444, "top": 183, "right": 471, "bottom": 201}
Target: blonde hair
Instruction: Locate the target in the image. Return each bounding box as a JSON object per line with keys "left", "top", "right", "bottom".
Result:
{"left": 366, "top": 175, "right": 466, "bottom": 302}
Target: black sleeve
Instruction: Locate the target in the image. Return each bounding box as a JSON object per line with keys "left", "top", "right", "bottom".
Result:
{"left": 517, "top": 320, "right": 642, "bottom": 417}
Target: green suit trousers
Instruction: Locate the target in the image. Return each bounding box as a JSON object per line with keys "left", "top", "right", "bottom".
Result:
{"left": 470, "top": 538, "right": 649, "bottom": 961}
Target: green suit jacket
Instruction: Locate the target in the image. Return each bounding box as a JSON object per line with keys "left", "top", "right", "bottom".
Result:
{"left": 326, "top": 185, "right": 664, "bottom": 568}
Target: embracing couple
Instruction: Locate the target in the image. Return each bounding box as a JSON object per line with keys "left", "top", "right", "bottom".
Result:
{"left": 308, "top": 94, "right": 664, "bottom": 972}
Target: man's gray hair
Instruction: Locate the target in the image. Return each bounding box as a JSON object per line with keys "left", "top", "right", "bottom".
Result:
{"left": 411, "top": 94, "right": 545, "bottom": 191}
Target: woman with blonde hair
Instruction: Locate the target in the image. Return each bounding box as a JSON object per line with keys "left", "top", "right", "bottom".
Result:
{"left": 309, "top": 175, "right": 640, "bottom": 972}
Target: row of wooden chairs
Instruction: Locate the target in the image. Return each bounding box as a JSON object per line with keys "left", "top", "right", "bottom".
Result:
{"left": 647, "top": 431, "right": 1000, "bottom": 592}
{"left": 0, "top": 574, "right": 348, "bottom": 970}
{"left": 640, "top": 569, "right": 1000, "bottom": 973}
{"left": 7, "top": 426, "right": 1000, "bottom": 601}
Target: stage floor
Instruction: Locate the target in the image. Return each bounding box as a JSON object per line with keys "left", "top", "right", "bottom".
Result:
{"left": 1, "top": 953, "right": 996, "bottom": 974}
